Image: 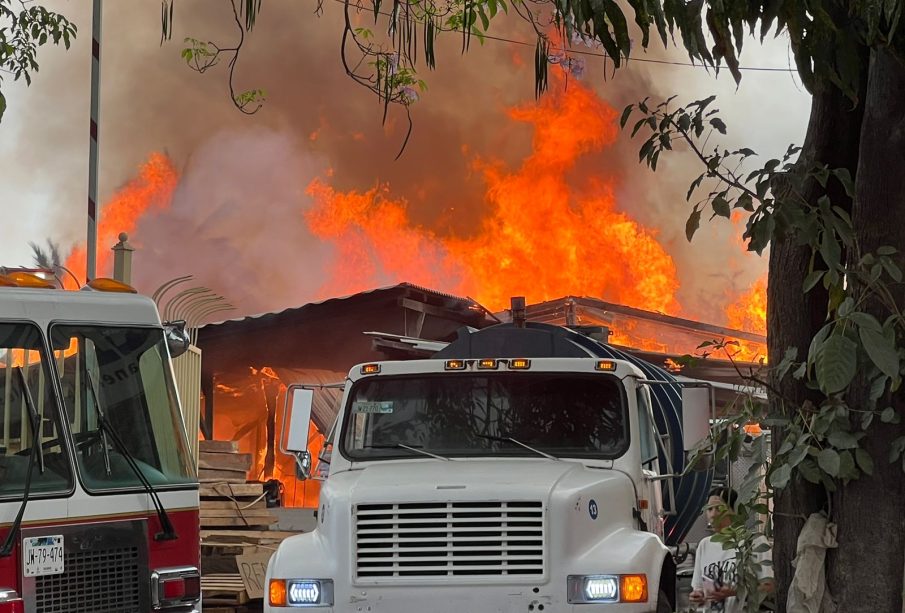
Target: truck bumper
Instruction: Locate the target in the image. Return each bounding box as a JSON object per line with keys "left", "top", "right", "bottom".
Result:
{"left": 264, "top": 584, "right": 660, "bottom": 612}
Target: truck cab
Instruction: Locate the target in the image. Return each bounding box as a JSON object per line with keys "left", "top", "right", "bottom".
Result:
{"left": 0, "top": 274, "right": 201, "bottom": 613}
{"left": 266, "top": 323, "right": 712, "bottom": 612}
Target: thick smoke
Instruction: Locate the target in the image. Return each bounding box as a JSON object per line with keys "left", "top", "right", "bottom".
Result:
{"left": 0, "top": 0, "right": 808, "bottom": 324}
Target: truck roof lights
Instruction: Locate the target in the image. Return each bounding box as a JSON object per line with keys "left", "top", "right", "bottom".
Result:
{"left": 477, "top": 359, "right": 498, "bottom": 369}
{"left": 595, "top": 360, "right": 616, "bottom": 371}
{"left": 84, "top": 278, "right": 138, "bottom": 293}
{"left": 444, "top": 359, "right": 467, "bottom": 370}
{"left": 0, "top": 272, "right": 55, "bottom": 289}
{"left": 361, "top": 363, "right": 381, "bottom": 374}
{"left": 509, "top": 358, "right": 531, "bottom": 370}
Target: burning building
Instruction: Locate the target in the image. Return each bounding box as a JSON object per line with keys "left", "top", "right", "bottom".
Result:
{"left": 195, "top": 284, "right": 766, "bottom": 508}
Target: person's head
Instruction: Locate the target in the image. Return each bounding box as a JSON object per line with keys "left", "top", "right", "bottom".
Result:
{"left": 705, "top": 486, "right": 738, "bottom": 531}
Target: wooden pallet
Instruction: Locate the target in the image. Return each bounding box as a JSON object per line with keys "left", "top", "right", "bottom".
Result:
{"left": 201, "top": 573, "right": 249, "bottom": 606}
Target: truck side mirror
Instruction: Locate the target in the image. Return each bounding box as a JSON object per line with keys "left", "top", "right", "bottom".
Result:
{"left": 284, "top": 386, "right": 315, "bottom": 480}
{"left": 681, "top": 386, "right": 712, "bottom": 452}
{"left": 163, "top": 320, "right": 191, "bottom": 358}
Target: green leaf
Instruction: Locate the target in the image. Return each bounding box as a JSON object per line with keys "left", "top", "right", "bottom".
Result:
{"left": 686, "top": 207, "right": 702, "bottom": 242}
{"left": 803, "top": 270, "right": 825, "bottom": 293}
{"left": 882, "top": 407, "right": 898, "bottom": 423}
{"left": 890, "top": 436, "right": 905, "bottom": 463}
{"left": 850, "top": 312, "right": 883, "bottom": 334}
{"left": 877, "top": 245, "right": 898, "bottom": 256}
{"left": 712, "top": 195, "right": 731, "bottom": 218}
{"left": 620, "top": 104, "right": 634, "bottom": 129}
{"left": 787, "top": 439, "right": 810, "bottom": 467}
{"left": 0, "top": 91, "right": 5, "bottom": 122}
{"left": 856, "top": 448, "right": 874, "bottom": 475}
{"left": 799, "top": 459, "right": 822, "bottom": 483}
{"left": 709, "top": 117, "right": 727, "bottom": 134}
{"left": 815, "top": 333, "right": 857, "bottom": 394}
{"left": 828, "top": 430, "right": 859, "bottom": 449}
{"left": 859, "top": 327, "right": 900, "bottom": 379}
{"left": 769, "top": 463, "right": 792, "bottom": 488}
{"left": 817, "top": 448, "right": 840, "bottom": 477}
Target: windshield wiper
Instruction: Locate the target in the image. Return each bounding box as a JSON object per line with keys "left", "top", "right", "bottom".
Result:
{"left": 0, "top": 369, "right": 44, "bottom": 557}
{"left": 477, "top": 434, "right": 560, "bottom": 460}
{"left": 86, "top": 373, "right": 178, "bottom": 541}
{"left": 364, "top": 443, "right": 451, "bottom": 461}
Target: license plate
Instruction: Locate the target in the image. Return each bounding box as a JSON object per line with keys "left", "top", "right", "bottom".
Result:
{"left": 23, "top": 535, "right": 64, "bottom": 577}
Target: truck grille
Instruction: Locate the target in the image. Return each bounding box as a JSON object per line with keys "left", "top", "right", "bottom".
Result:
{"left": 355, "top": 501, "right": 544, "bottom": 579}
{"left": 35, "top": 545, "right": 142, "bottom": 613}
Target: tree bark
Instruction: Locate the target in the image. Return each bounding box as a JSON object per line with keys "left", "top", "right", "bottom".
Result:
{"left": 827, "top": 46, "right": 905, "bottom": 612}
{"left": 769, "top": 68, "right": 867, "bottom": 611}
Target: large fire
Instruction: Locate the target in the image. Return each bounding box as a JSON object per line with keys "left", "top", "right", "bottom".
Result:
{"left": 57, "top": 72, "right": 772, "bottom": 508}
{"left": 306, "top": 78, "right": 681, "bottom": 314}
{"left": 64, "top": 153, "right": 178, "bottom": 286}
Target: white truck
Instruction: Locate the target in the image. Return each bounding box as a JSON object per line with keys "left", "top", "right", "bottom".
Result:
{"left": 265, "top": 321, "right": 714, "bottom": 612}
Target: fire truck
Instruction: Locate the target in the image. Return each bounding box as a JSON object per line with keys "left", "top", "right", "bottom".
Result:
{"left": 266, "top": 318, "right": 715, "bottom": 612}
{"left": 0, "top": 272, "right": 201, "bottom": 613}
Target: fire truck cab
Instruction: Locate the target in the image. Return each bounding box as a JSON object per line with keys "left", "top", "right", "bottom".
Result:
{"left": 0, "top": 274, "right": 201, "bottom": 613}
{"left": 266, "top": 322, "right": 713, "bottom": 612}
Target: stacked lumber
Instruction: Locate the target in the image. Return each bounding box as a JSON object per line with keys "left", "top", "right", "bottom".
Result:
{"left": 198, "top": 440, "right": 297, "bottom": 611}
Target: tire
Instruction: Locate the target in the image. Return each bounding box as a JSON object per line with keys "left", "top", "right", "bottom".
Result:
{"left": 657, "top": 589, "right": 673, "bottom": 613}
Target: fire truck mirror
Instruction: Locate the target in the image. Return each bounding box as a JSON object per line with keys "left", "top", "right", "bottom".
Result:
{"left": 163, "top": 320, "right": 191, "bottom": 358}
{"left": 681, "top": 386, "right": 712, "bottom": 452}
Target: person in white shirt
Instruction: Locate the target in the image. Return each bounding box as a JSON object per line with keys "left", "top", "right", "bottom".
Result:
{"left": 688, "top": 487, "right": 774, "bottom": 612}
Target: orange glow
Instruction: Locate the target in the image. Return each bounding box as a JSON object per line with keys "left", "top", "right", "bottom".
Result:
{"left": 268, "top": 579, "right": 287, "bottom": 606}
{"left": 726, "top": 278, "right": 767, "bottom": 336}
{"left": 65, "top": 153, "right": 178, "bottom": 285}
{"left": 305, "top": 77, "right": 680, "bottom": 315}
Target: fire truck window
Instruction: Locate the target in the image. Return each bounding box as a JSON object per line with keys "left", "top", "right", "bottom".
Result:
{"left": 53, "top": 324, "right": 195, "bottom": 491}
{"left": 343, "top": 373, "right": 629, "bottom": 460}
{"left": 0, "top": 323, "right": 72, "bottom": 497}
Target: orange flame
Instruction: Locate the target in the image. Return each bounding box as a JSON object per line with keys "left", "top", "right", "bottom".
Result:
{"left": 726, "top": 278, "right": 767, "bottom": 336}
{"left": 306, "top": 78, "right": 680, "bottom": 314}
{"left": 65, "top": 153, "right": 178, "bottom": 286}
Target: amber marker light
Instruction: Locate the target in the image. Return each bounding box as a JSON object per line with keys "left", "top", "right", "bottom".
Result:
{"left": 269, "top": 579, "right": 287, "bottom": 607}
{"left": 620, "top": 574, "right": 648, "bottom": 603}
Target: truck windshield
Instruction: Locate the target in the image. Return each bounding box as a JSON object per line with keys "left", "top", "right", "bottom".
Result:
{"left": 0, "top": 323, "right": 73, "bottom": 497}
{"left": 51, "top": 324, "right": 195, "bottom": 490}
{"left": 342, "top": 373, "right": 628, "bottom": 460}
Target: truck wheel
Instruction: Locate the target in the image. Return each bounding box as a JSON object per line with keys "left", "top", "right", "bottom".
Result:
{"left": 656, "top": 589, "right": 673, "bottom": 613}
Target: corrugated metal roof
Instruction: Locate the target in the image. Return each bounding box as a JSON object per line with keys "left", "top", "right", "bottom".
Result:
{"left": 201, "top": 283, "right": 478, "bottom": 329}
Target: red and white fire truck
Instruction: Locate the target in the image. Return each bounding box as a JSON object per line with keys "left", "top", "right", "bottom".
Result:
{"left": 0, "top": 272, "right": 201, "bottom": 613}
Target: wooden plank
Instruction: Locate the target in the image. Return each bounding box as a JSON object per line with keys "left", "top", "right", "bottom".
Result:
{"left": 201, "top": 529, "right": 298, "bottom": 541}
{"left": 201, "top": 499, "right": 266, "bottom": 510}
{"left": 200, "top": 483, "right": 264, "bottom": 498}
{"left": 200, "top": 516, "right": 278, "bottom": 528}
{"left": 201, "top": 509, "right": 277, "bottom": 519}
{"left": 199, "top": 440, "right": 239, "bottom": 454}
{"left": 200, "top": 452, "right": 253, "bottom": 472}
{"left": 199, "top": 469, "right": 249, "bottom": 483}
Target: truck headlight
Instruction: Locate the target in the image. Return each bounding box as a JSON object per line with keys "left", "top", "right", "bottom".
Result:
{"left": 567, "top": 574, "right": 648, "bottom": 604}
{"left": 269, "top": 579, "right": 334, "bottom": 607}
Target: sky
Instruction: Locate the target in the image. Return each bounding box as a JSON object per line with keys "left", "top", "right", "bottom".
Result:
{"left": 0, "top": 0, "right": 811, "bottom": 326}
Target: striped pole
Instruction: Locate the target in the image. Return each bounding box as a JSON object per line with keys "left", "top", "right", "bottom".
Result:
{"left": 87, "top": 0, "right": 102, "bottom": 281}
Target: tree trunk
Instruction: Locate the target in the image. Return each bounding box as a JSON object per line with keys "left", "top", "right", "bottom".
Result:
{"left": 769, "top": 73, "right": 866, "bottom": 611}
{"left": 827, "top": 46, "right": 905, "bottom": 612}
